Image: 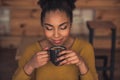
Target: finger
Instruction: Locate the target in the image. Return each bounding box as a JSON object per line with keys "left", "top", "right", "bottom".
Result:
{"left": 38, "top": 57, "right": 49, "bottom": 64}
{"left": 37, "top": 53, "right": 49, "bottom": 59}
{"left": 68, "top": 59, "right": 80, "bottom": 64}
{"left": 64, "top": 52, "right": 76, "bottom": 58}
{"left": 59, "top": 59, "right": 68, "bottom": 65}
{"left": 60, "top": 59, "right": 76, "bottom": 65}
{"left": 41, "top": 57, "right": 49, "bottom": 62}
{"left": 66, "top": 56, "right": 78, "bottom": 62}
{"left": 58, "top": 50, "right": 73, "bottom": 55}
{"left": 36, "top": 54, "right": 49, "bottom": 61}
{"left": 57, "top": 51, "right": 75, "bottom": 61}
{"left": 43, "top": 47, "right": 49, "bottom": 50}
{"left": 67, "top": 55, "right": 83, "bottom": 65}
{"left": 40, "top": 54, "right": 49, "bottom": 58}
{"left": 57, "top": 55, "right": 66, "bottom": 61}
{"left": 59, "top": 56, "right": 79, "bottom": 65}
{"left": 38, "top": 61, "right": 48, "bottom": 66}
{"left": 36, "top": 51, "right": 48, "bottom": 55}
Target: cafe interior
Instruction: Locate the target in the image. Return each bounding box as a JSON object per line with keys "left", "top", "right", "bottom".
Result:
{"left": 0, "top": 0, "right": 120, "bottom": 80}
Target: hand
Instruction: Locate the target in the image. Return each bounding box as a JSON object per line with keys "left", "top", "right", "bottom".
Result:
{"left": 24, "top": 48, "right": 49, "bottom": 75}
{"left": 28, "top": 50, "right": 49, "bottom": 69}
{"left": 57, "top": 50, "right": 83, "bottom": 66}
{"left": 57, "top": 50, "right": 89, "bottom": 75}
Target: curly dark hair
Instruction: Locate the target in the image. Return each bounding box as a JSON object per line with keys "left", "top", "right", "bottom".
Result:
{"left": 37, "top": 0, "right": 76, "bottom": 25}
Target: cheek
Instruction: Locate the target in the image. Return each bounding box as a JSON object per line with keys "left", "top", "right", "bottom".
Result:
{"left": 61, "top": 29, "right": 70, "bottom": 37}
{"left": 44, "top": 30, "right": 53, "bottom": 38}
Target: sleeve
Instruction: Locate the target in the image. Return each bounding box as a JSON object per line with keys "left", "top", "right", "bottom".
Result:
{"left": 12, "top": 45, "right": 37, "bottom": 80}
{"left": 79, "top": 43, "right": 98, "bottom": 80}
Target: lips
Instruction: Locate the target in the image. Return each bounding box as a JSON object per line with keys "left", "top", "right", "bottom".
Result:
{"left": 52, "top": 39, "right": 63, "bottom": 44}
{"left": 54, "top": 40, "right": 61, "bottom": 44}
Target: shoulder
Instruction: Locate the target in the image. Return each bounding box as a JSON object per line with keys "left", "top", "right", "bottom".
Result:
{"left": 74, "top": 38, "right": 95, "bottom": 58}
{"left": 72, "top": 37, "right": 94, "bottom": 54}
{"left": 16, "top": 41, "right": 41, "bottom": 60}
{"left": 23, "top": 42, "right": 39, "bottom": 53}
{"left": 75, "top": 38, "right": 93, "bottom": 49}
{"left": 19, "top": 42, "right": 41, "bottom": 59}
{"left": 26, "top": 42, "right": 40, "bottom": 50}
{"left": 24, "top": 37, "right": 50, "bottom": 52}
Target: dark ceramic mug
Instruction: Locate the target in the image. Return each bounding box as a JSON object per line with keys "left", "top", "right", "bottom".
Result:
{"left": 48, "top": 46, "right": 66, "bottom": 66}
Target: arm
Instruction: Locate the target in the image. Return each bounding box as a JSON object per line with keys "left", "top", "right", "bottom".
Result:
{"left": 12, "top": 44, "right": 49, "bottom": 80}
{"left": 79, "top": 44, "right": 98, "bottom": 80}
{"left": 57, "top": 43, "right": 98, "bottom": 80}
{"left": 12, "top": 46, "right": 35, "bottom": 80}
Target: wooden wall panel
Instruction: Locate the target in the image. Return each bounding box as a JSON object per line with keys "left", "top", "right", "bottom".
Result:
{"left": 2, "top": 0, "right": 120, "bottom": 8}
{"left": 11, "top": 9, "right": 32, "bottom": 18}
{"left": 11, "top": 9, "right": 40, "bottom": 19}
{"left": 10, "top": 8, "right": 42, "bottom": 36}
{"left": 2, "top": 0, "right": 38, "bottom": 7}
{"left": 75, "top": 0, "right": 120, "bottom": 8}
{"left": 96, "top": 9, "right": 120, "bottom": 19}
{"left": 10, "top": 18, "right": 43, "bottom": 36}
{"left": 0, "top": 0, "right": 120, "bottom": 49}
{"left": 0, "top": 37, "right": 21, "bottom": 48}
{"left": 94, "top": 38, "right": 120, "bottom": 49}
{"left": 95, "top": 9, "right": 120, "bottom": 36}
{"left": 10, "top": 18, "right": 41, "bottom": 28}
{"left": 0, "top": 0, "right": 2, "bottom": 6}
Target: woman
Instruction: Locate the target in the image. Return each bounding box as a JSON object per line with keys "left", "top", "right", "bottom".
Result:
{"left": 13, "top": 0, "right": 98, "bottom": 80}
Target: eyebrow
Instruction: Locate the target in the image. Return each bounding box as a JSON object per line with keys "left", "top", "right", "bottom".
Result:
{"left": 44, "top": 22, "right": 68, "bottom": 27}
{"left": 59, "top": 22, "right": 68, "bottom": 27}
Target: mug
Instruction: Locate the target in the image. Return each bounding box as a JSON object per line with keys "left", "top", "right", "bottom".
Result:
{"left": 48, "top": 46, "right": 66, "bottom": 66}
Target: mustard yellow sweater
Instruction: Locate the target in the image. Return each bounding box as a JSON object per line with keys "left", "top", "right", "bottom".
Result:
{"left": 13, "top": 38, "right": 98, "bottom": 80}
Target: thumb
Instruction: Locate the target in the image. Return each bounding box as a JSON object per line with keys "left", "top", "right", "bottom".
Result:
{"left": 43, "top": 47, "right": 49, "bottom": 51}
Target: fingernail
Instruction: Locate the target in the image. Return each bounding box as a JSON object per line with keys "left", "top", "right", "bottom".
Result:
{"left": 57, "top": 58, "right": 59, "bottom": 61}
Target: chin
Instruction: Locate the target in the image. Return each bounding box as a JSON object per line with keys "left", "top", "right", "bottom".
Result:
{"left": 52, "top": 42, "right": 64, "bottom": 46}
{"left": 53, "top": 43, "right": 63, "bottom": 46}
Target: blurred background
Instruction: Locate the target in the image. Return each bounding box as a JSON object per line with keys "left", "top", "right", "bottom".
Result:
{"left": 0, "top": 0, "right": 120, "bottom": 80}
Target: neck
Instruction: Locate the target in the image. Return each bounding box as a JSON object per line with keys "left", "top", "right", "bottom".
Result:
{"left": 63, "top": 36, "right": 75, "bottom": 49}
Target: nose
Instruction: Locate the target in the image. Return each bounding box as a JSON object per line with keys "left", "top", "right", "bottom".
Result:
{"left": 53, "top": 29, "right": 60, "bottom": 38}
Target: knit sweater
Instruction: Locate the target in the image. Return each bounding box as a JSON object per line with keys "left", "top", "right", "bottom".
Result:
{"left": 13, "top": 38, "right": 98, "bottom": 80}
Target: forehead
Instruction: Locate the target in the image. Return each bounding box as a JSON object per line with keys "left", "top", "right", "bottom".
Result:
{"left": 44, "top": 10, "right": 69, "bottom": 23}
{"left": 46, "top": 10, "right": 67, "bottom": 16}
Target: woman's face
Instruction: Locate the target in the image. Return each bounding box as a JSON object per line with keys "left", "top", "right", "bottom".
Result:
{"left": 42, "top": 10, "right": 71, "bottom": 46}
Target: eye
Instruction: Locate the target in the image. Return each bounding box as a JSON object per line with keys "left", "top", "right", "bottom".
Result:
{"left": 45, "top": 26, "right": 53, "bottom": 30}
{"left": 60, "top": 25, "right": 67, "bottom": 30}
